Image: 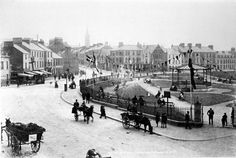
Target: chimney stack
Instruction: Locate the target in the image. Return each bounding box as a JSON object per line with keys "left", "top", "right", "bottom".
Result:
{"left": 39, "top": 39, "right": 44, "bottom": 45}
{"left": 13, "top": 38, "right": 22, "bottom": 45}
{"left": 208, "top": 45, "right": 214, "bottom": 50}
{"left": 23, "top": 38, "right": 31, "bottom": 44}
{"left": 195, "top": 43, "right": 201, "bottom": 48}
{"left": 187, "top": 43, "right": 192, "bottom": 49}
{"left": 179, "top": 43, "right": 185, "bottom": 47}
{"left": 118, "top": 42, "right": 124, "bottom": 47}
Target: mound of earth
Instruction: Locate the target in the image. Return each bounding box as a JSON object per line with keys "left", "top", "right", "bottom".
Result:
{"left": 117, "top": 82, "right": 148, "bottom": 99}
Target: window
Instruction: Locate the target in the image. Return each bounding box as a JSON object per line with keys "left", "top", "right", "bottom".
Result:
{"left": 1, "top": 61, "right": 4, "bottom": 69}
{"left": 137, "top": 51, "right": 141, "bottom": 56}
{"left": 25, "top": 54, "right": 27, "bottom": 60}
{"left": 25, "top": 63, "right": 27, "bottom": 69}
{"left": 6, "top": 61, "right": 8, "bottom": 69}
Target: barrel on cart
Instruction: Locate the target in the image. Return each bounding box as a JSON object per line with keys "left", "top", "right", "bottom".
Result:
{"left": 1, "top": 118, "right": 46, "bottom": 154}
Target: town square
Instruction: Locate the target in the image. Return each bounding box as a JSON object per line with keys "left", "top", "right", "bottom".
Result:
{"left": 0, "top": 0, "right": 236, "bottom": 157}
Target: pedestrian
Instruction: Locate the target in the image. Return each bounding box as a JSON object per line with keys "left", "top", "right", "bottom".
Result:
{"left": 100, "top": 105, "right": 106, "bottom": 119}
{"left": 17, "top": 78, "right": 20, "bottom": 87}
{"left": 185, "top": 111, "right": 191, "bottom": 129}
{"left": 74, "top": 99, "right": 79, "bottom": 109}
{"left": 82, "top": 92, "right": 86, "bottom": 101}
{"left": 155, "top": 111, "right": 160, "bottom": 127}
{"left": 207, "top": 108, "right": 214, "bottom": 125}
{"left": 68, "top": 74, "right": 71, "bottom": 82}
{"left": 86, "top": 92, "right": 91, "bottom": 104}
{"left": 86, "top": 149, "right": 102, "bottom": 158}
{"left": 221, "top": 113, "right": 227, "bottom": 127}
{"left": 54, "top": 74, "right": 57, "bottom": 80}
{"left": 58, "top": 74, "right": 61, "bottom": 80}
{"left": 231, "top": 107, "right": 234, "bottom": 125}
{"left": 161, "top": 113, "right": 167, "bottom": 128}
{"left": 6, "top": 80, "right": 9, "bottom": 86}
{"left": 132, "top": 95, "right": 137, "bottom": 105}
{"left": 139, "top": 96, "right": 144, "bottom": 106}
{"left": 55, "top": 81, "right": 58, "bottom": 88}
{"left": 72, "top": 75, "right": 75, "bottom": 81}
{"left": 155, "top": 90, "right": 161, "bottom": 99}
{"left": 81, "top": 101, "right": 87, "bottom": 109}
{"left": 72, "top": 100, "right": 79, "bottom": 121}
{"left": 127, "top": 102, "right": 132, "bottom": 112}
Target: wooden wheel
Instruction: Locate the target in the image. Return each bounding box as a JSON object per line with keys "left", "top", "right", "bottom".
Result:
{"left": 122, "top": 117, "right": 130, "bottom": 129}
{"left": 31, "top": 140, "right": 41, "bottom": 153}
{"left": 11, "top": 135, "right": 21, "bottom": 153}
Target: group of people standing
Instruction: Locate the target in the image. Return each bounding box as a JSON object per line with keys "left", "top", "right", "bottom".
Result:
{"left": 82, "top": 91, "right": 91, "bottom": 104}
{"left": 207, "top": 107, "right": 235, "bottom": 128}
{"left": 72, "top": 90, "right": 107, "bottom": 120}
{"left": 155, "top": 112, "right": 167, "bottom": 128}
{"left": 54, "top": 72, "right": 75, "bottom": 82}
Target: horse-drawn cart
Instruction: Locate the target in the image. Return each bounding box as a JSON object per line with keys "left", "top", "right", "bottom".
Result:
{"left": 1, "top": 119, "right": 46, "bottom": 154}
{"left": 120, "top": 112, "right": 153, "bottom": 134}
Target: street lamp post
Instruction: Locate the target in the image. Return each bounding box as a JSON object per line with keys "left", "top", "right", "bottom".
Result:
{"left": 64, "top": 68, "right": 69, "bottom": 92}
{"left": 188, "top": 48, "right": 193, "bottom": 120}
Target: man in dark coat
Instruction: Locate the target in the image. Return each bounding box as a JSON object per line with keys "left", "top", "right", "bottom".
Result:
{"left": 207, "top": 108, "right": 214, "bottom": 125}
{"left": 132, "top": 95, "right": 137, "bottom": 105}
{"left": 74, "top": 99, "right": 79, "bottom": 108}
{"left": 86, "top": 92, "right": 91, "bottom": 104}
{"left": 231, "top": 107, "right": 235, "bottom": 125}
{"left": 155, "top": 111, "right": 160, "bottom": 127}
{"left": 72, "top": 100, "right": 79, "bottom": 121}
{"left": 82, "top": 92, "right": 86, "bottom": 101}
{"left": 161, "top": 113, "right": 167, "bottom": 128}
{"left": 221, "top": 113, "right": 227, "bottom": 127}
{"left": 139, "top": 96, "right": 144, "bottom": 106}
{"left": 100, "top": 105, "right": 106, "bottom": 119}
{"left": 185, "top": 111, "right": 191, "bottom": 129}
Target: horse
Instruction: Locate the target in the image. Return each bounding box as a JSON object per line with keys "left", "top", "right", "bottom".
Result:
{"left": 134, "top": 114, "right": 152, "bottom": 134}
{"left": 83, "top": 105, "right": 94, "bottom": 124}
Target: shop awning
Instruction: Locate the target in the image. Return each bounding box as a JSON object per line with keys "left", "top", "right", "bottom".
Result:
{"left": 24, "top": 71, "right": 37, "bottom": 75}
{"left": 17, "top": 73, "right": 34, "bottom": 77}
{"left": 32, "top": 71, "right": 44, "bottom": 75}
{"left": 39, "top": 70, "right": 52, "bottom": 75}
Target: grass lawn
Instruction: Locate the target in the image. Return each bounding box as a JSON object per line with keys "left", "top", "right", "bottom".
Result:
{"left": 171, "top": 92, "right": 235, "bottom": 106}
{"left": 151, "top": 78, "right": 235, "bottom": 106}
{"left": 150, "top": 79, "right": 172, "bottom": 89}
{"left": 211, "top": 71, "right": 236, "bottom": 80}
{"left": 212, "top": 83, "right": 236, "bottom": 95}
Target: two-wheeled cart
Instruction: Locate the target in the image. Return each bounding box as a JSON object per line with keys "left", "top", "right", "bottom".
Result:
{"left": 1, "top": 119, "right": 46, "bottom": 154}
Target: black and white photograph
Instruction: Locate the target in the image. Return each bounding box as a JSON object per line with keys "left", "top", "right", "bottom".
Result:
{"left": 0, "top": 0, "right": 236, "bottom": 157}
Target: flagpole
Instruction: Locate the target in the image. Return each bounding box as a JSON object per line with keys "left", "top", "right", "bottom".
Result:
{"left": 189, "top": 49, "right": 193, "bottom": 120}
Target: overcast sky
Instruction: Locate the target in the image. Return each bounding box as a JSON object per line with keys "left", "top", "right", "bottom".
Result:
{"left": 0, "top": 0, "right": 235, "bottom": 50}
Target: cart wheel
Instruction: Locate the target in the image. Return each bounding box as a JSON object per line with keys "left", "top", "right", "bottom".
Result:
{"left": 31, "top": 141, "right": 41, "bottom": 153}
{"left": 12, "top": 136, "right": 21, "bottom": 153}
{"left": 122, "top": 118, "right": 130, "bottom": 129}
